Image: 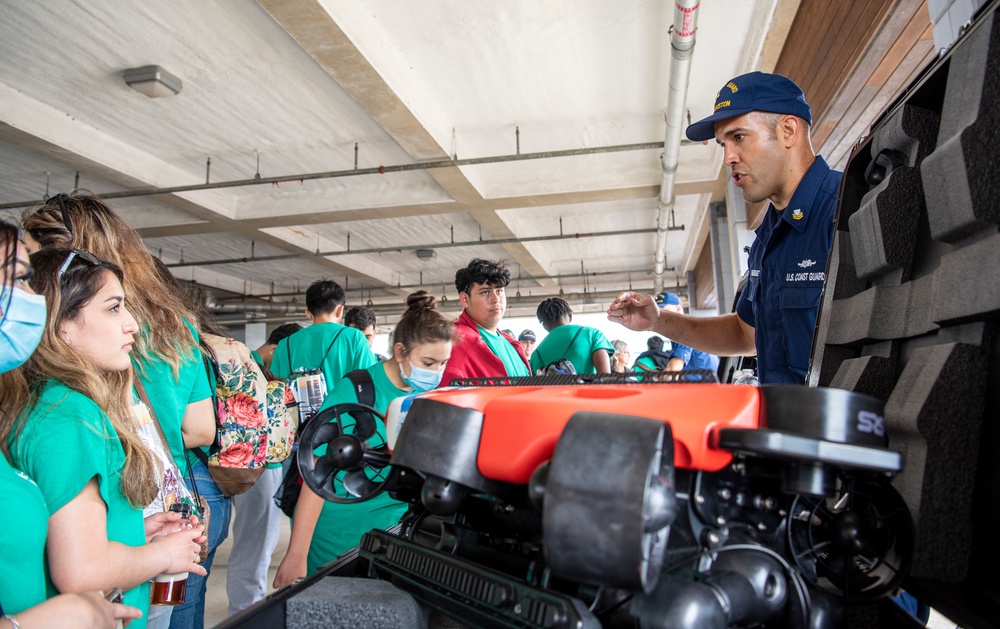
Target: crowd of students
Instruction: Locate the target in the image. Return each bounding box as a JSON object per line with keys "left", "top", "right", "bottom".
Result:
{"left": 0, "top": 193, "right": 717, "bottom": 629}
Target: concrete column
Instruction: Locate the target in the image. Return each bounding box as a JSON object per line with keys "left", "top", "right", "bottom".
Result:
{"left": 710, "top": 201, "right": 735, "bottom": 312}
{"left": 726, "top": 176, "right": 754, "bottom": 283}
{"left": 244, "top": 322, "right": 267, "bottom": 351}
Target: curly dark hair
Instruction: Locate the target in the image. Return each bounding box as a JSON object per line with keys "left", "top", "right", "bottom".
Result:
{"left": 393, "top": 291, "right": 454, "bottom": 353}
{"left": 344, "top": 306, "right": 377, "bottom": 331}
{"left": 454, "top": 258, "right": 510, "bottom": 295}
{"left": 266, "top": 323, "right": 302, "bottom": 346}
{"left": 536, "top": 297, "right": 573, "bottom": 326}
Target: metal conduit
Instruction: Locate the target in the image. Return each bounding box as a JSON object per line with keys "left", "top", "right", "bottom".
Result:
{"left": 0, "top": 141, "right": 680, "bottom": 210}
{"left": 223, "top": 267, "right": 668, "bottom": 302}
{"left": 210, "top": 286, "right": 689, "bottom": 323}
{"left": 164, "top": 226, "right": 659, "bottom": 269}
{"left": 653, "top": 0, "right": 700, "bottom": 293}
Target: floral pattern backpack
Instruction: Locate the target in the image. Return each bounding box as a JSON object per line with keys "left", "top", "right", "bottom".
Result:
{"left": 195, "top": 334, "right": 270, "bottom": 496}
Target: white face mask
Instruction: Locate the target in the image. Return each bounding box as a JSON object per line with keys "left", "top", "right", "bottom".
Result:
{"left": 402, "top": 360, "right": 444, "bottom": 392}
{"left": 0, "top": 286, "right": 47, "bottom": 373}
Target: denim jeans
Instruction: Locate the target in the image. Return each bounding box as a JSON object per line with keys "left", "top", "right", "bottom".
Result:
{"left": 168, "top": 458, "right": 232, "bottom": 629}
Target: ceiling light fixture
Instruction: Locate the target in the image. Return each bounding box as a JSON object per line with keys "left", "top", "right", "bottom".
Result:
{"left": 122, "top": 65, "right": 183, "bottom": 98}
{"left": 415, "top": 249, "right": 436, "bottom": 261}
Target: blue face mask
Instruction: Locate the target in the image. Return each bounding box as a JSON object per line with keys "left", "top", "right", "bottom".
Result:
{"left": 402, "top": 360, "right": 444, "bottom": 393}
{"left": 0, "top": 286, "right": 47, "bottom": 373}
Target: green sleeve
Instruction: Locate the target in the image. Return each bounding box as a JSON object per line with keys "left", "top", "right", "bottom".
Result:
{"left": 590, "top": 328, "right": 614, "bottom": 354}
{"left": 270, "top": 337, "right": 291, "bottom": 379}
{"left": 15, "top": 393, "right": 119, "bottom": 515}
{"left": 351, "top": 331, "right": 377, "bottom": 372}
{"left": 529, "top": 348, "right": 542, "bottom": 373}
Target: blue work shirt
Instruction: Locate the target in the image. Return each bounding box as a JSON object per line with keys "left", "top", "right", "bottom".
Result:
{"left": 669, "top": 342, "right": 720, "bottom": 373}
{"left": 735, "top": 156, "right": 841, "bottom": 384}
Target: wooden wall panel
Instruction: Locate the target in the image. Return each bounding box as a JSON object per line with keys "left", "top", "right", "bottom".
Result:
{"left": 693, "top": 238, "right": 717, "bottom": 310}
{"left": 773, "top": 0, "right": 933, "bottom": 169}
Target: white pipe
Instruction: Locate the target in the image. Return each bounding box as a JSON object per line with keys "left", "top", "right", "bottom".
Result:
{"left": 654, "top": 0, "right": 700, "bottom": 293}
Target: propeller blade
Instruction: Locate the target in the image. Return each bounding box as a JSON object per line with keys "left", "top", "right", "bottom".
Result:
{"left": 350, "top": 412, "right": 377, "bottom": 441}
{"left": 343, "top": 469, "right": 380, "bottom": 498}
{"left": 311, "top": 422, "right": 343, "bottom": 447}
{"left": 313, "top": 458, "right": 338, "bottom": 488}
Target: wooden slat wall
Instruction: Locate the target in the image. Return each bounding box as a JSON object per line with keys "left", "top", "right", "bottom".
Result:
{"left": 693, "top": 239, "right": 717, "bottom": 310}
{"left": 774, "top": 0, "right": 934, "bottom": 169}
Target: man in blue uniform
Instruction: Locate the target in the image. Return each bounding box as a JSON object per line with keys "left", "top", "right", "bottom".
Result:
{"left": 608, "top": 71, "right": 840, "bottom": 385}
{"left": 653, "top": 292, "right": 720, "bottom": 374}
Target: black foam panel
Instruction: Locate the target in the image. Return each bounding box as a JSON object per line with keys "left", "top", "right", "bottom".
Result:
{"left": 849, "top": 103, "right": 939, "bottom": 282}
{"left": 885, "top": 338, "right": 987, "bottom": 582}
{"left": 921, "top": 11, "right": 1000, "bottom": 243}
{"left": 809, "top": 4, "right": 1000, "bottom": 620}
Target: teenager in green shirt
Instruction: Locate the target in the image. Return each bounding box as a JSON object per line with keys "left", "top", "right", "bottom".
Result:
{"left": 0, "top": 223, "right": 147, "bottom": 627}
{"left": 3, "top": 248, "right": 205, "bottom": 629}
{"left": 529, "top": 297, "right": 613, "bottom": 375}
{"left": 274, "top": 290, "right": 454, "bottom": 586}
{"left": 270, "top": 280, "right": 376, "bottom": 394}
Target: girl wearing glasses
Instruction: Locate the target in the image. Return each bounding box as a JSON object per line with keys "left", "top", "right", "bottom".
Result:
{"left": 2, "top": 246, "right": 206, "bottom": 629}
{"left": 24, "top": 193, "right": 221, "bottom": 629}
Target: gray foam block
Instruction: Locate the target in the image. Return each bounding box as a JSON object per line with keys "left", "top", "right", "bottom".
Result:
{"left": 285, "top": 577, "right": 427, "bottom": 629}
{"left": 921, "top": 11, "right": 1000, "bottom": 243}
{"left": 886, "top": 338, "right": 988, "bottom": 582}
{"left": 933, "top": 231, "right": 1000, "bottom": 324}
{"left": 850, "top": 103, "right": 938, "bottom": 281}
{"left": 824, "top": 274, "right": 937, "bottom": 346}
{"left": 828, "top": 354, "right": 897, "bottom": 401}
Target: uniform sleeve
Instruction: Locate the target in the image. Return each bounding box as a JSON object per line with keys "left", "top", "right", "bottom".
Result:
{"left": 669, "top": 342, "right": 693, "bottom": 366}
{"left": 16, "top": 397, "right": 116, "bottom": 515}
{"left": 735, "top": 279, "right": 756, "bottom": 327}
{"left": 270, "top": 337, "right": 291, "bottom": 379}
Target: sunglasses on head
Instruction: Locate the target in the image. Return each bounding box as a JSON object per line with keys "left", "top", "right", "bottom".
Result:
{"left": 45, "top": 193, "right": 73, "bottom": 236}
{"left": 58, "top": 248, "right": 102, "bottom": 279}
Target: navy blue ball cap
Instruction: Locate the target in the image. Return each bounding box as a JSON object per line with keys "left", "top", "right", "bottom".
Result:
{"left": 685, "top": 71, "right": 812, "bottom": 142}
{"left": 655, "top": 291, "right": 682, "bottom": 307}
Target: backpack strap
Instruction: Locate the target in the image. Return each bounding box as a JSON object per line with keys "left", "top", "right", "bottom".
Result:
{"left": 319, "top": 328, "right": 345, "bottom": 367}
{"left": 288, "top": 327, "right": 345, "bottom": 373}
{"left": 346, "top": 368, "right": 375, "bottom": 407}
{"left": 539, "top": 327, "right": 584, "bottom": 368}
{"left": 559, "top": 327, "right": 584, "bottom": 361}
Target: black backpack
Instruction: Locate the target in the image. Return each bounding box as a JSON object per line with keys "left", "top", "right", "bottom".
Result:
{"left": 634, "top": 349, "right": 673, "bottom": 371}
{"left": 273, "top": 368, "right": 374, "bottom": 518}
{"left": 534, "top": 328, "right": 583, "bottom": 375}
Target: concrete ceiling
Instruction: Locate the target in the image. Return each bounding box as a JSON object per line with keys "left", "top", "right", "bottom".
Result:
{"left": 0, "top": 0, "right": 791, "bottom": 323}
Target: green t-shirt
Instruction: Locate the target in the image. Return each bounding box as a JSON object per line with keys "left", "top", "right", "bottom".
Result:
{"left": 529, "top": 325, "right": 614, "bottom": 375}
{"left": 306, "top": 362, "right": 409, "bottom": 575}
{"left": 250, "top": 349, "right": 264, "bottom": 367}
{"left": 270, "top": 322, "right": 376, "bottom": 398}
{"left": 478, "top": 326, "right": 530, "bottom": 377}
{"left": 0, "top": 454, "right": 49, "bottom": 614}
{"left": 134, "top": 323, "right": 212, "bottom": 476}
{"left": 11, "top": 381, "right": 149, "bottom": 627}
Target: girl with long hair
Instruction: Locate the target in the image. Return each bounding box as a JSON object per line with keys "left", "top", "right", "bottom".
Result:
{"left": 4, "top": 245, "right": 205, "bottom": 629}
{"left": 1, "top": 221, "right": 144, "bottom": 628}
{"left": 274, "top": 290, "right": 455, "bottom": 587}
{"left": 23, "top": 193, "right": 223, "bottom": 629}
